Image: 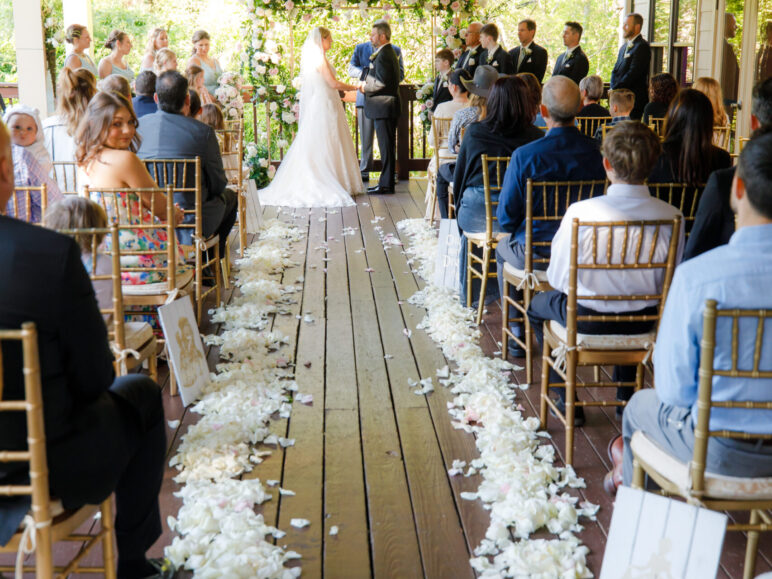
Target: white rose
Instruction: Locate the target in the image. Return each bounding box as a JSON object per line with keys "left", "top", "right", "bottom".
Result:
{"left": 259, "top": 158, "right": 269, "bottom": 168}
{"left": 269, "top": 102, "right": 278, "bottom": 112}
{"left": 257, "top": 87, "right": 267, "bottom": 96}
{"left": 267, "top": 165, "right": 276, "bottom": 178}
{"left": 275, "top": 84, "right": 286, "bottom": 94}
{"left": 281, "top": 111, "right": 296, "bottom": 124}
{"left": 291, "top": 76, "right": 302, "bottom": 89}
{"left": 277, "top": 139, "right": 289, "bottom": 149}
{"left": 45, "top": 17, "right": 54, "bottom": 28}
{"left": 256, "top": 65, "right": 267, "bottom": 75}
{"left": 228, "top": 107, "right": 238, "bottom": 118}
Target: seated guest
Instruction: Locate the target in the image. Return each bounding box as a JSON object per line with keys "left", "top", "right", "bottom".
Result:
{"left": 694, "top": 76, "right": 729, "bottom": 128}
{"left": 44, "top": 68, "right": 97, "bottom": 163}
{"left": 454, "top": 76, "right": 543, "bottom": 303}
{"left": 479, "top": 23, "right": 514, "bottom": 75}
{"left": 528, "top": 121, "right": 684, "bottom": 425}
{"left": 510, "top": 19, "right": 548, "bottom": 82}
{"left": 496, "top": 76, "right": 606, "bottom": 356}
{"left": 606, "top": 129, "right": 772, "bottom": 493}
{"left": 4, "top": 105, "right": 62, "bottom": 222}
{"left": 188, "top": 89, "right": 202, "bottom": 119}
{"left": 45, "top": 196, "right": 113, "bottom": 319}
{"left": 594, "top": 88, "right": 634, "bottom": 139}
{"left": 98, "top": 74, "right": 133, "bottom": 103}
{"left": 137, "top": 71, "right": 237, "bottom": 257}
{"left": 435, "top": 66, "right": 494, "bottom": 219}
{"left": 578, "top": 75, "right": 610, "bottom": 118}
{"left": 431, "top": 49, "right": 455, "bottom": 112}
{"left": 518, "top": 72, "right": 546, "bottom": 127}
{"left": 187, "top": 65, "right": 215, "bottom": 106}
{"left": 649, "top": 89, "right": 732, "bottom": 186}
{"left": 153, "top": 47, "right": 178, "bottom": 76}
{"left": 200, "top": 103, "right": 224, "bottom": 131}
{"left": 686, "top": 77, "right": 772, "bottom": 259}
{"left": 642, "top": 72, "right": 678, "bottom": 125}
{"left": 0, "top": 119, "right": 168, "bottom": 579}
{"left": 132, "top": 70, "right": 157, "bottom": 118}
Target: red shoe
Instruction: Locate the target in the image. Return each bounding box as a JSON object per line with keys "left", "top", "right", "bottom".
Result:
{"left": 604, "top": 435, "right": 624, "bottom": 496}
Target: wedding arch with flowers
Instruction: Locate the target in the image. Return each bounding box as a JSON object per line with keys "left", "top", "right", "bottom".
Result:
{"left": 237, "top": 0, "right": 484, "bottom": 176}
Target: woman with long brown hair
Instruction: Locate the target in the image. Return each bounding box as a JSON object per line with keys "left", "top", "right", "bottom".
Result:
{"left": 44, "top": 67, "right": 97, "bottom": 163}
{"left": 75, "top": 91, "right": 184, "bottom": 285}
{"left": 187, "top": 30, "right": 222, "bottom": 101}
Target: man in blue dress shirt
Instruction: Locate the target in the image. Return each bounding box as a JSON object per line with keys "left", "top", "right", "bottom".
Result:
{"left": 495, "top": 76, "right": 606, "bottom": 356}
{"left": 348, "top": 33, "right": 404, "bottom": 182}
{"left": 607, "top": 129, "right": 772, "bottom": 491}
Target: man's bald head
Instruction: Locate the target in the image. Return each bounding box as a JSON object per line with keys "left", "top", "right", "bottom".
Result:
{"left": 541, "top": 75, "right": 582, "bottom": 125}
{"left": 0, "top": 120, "right": 13, "bottom": 208}
{"left": 466, "top": 22, "right": 483, "bottom": 46}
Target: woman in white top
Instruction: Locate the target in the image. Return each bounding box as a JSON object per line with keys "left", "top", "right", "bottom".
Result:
{"left": 140, "top": 28, "right": 168, "bottom": 73}
{"left": 63, "top": 24, "right": 99, "bottom": 78}
{"left": 187, "top": 30, "right": 222, "bottom": 101}
{"left": 98, "top": 30, "right": 135, "bottom": 82}
{"left": 44, "top": 68, "right": 97, "bottom": 168}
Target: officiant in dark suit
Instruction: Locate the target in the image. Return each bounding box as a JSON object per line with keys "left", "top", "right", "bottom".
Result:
{"left": 348, "top": 37, "right": 404, "bottom": 182}
{"left": 456, "top": 22, "right": 483, "bottom": 76}
{"left": 361, "top": 20, "right": 401, "bottom": 194}
{"left": 432, "top": 49, "right": 455, "bottom": 112}
{"left": 610, "top": 13, "right": 651, "bottom": 120}
{"left": 509, "top": 19, "right": 548, "bottom": 82}
{"left": 552, "top": 22, "right": 589, "bottom": 85}
{"left": 479, "top": 23, "right": 514, "bottom": 75}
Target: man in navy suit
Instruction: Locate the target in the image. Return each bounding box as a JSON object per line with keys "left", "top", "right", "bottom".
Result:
{"left": 456, "top": 22, "right": 483, "bottom": 76}
{"left": 495, "top": 76, "right": 605, "bottom": 361}
{"left": 610, "top": 13, "right": 651, "bottom": 120}
{"left": 509, "top": 19, "right": 548, "bottom": 82}
{"left": 552, "top": 22, "right": 589, "bottom": 85}
{"left": 479, "top": 23, "right": 514, "bottom": 75}
{"left": 348, "top": 33, "right": 404, "bottom": 182}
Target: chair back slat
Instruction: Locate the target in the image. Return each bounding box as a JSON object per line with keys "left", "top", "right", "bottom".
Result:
{"left": 481, "top": 155, "right": 510, "bottom": 240}
{"left": 52, "top": 161, "right": 79, "bottom": 195}
{"left": 431, "top": 116, "right": 455, "bottom": 175}
{"left": 142, "top": 158, "right": 202, "bottom": 243}
{"left": 646, "top": 182, "right": 705, "bottom": 235}
{"left": 5, "top": 185, "right": 47, "bottom": 224}
{"left": 713, "top": 125, "right": 731, "bottom": 150}
{"left": 576, "top": 116, "right": 611, "bottom": 137}
{"left": 648, "top": 117, "right": 666, "bottom": 135}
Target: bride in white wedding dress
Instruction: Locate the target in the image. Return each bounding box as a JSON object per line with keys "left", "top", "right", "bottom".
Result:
{"left": 258, "top": 27, "right": 363, "bottom": 208}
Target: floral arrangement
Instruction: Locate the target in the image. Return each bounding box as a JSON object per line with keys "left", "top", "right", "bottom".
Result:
{"left": 215, "top": 71, "right": 246, "bottom": 121}
{"left": 41, "top": 0, "right": 64, "bottom": 93}
{"left": 415, "top": 80, "right": 434, "bottom": 132}
{"left": 244, "top": 141, "right": 275, "bottom": 187}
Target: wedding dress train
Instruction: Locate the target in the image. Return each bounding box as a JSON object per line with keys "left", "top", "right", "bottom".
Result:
{"left": 256, "top": 29, "right": 362, "bottom": 210}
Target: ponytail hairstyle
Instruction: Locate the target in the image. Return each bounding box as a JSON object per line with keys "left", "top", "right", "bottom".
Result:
{"left": 75, "top": 91, "right": 140, "bottom": 166}
{"left": 56, "top": 68, "right": 97, "bottom": 136}
{"left": 191, "top": 30, "right": 211, "bottom": 56}
{"left": 65, "top": 24, "right": 87, "bottom": 44}
{"left": 145, "top": 27, "right": 167, "bottom": 56}
{"left": 103, "top": 29, "right": 127, "bottom": 51}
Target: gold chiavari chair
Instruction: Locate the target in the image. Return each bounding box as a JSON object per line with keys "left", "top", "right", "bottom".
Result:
{"left": 501, "top": 179, "right": 608, "bottom": 383}
{"left": 5, "top": 185, "right": 48, "bottom": 224}
{"left": 57, "top": 225, "right": 158, "bottom": 380}
{"left": 216, "top": 126, "right": 244, "bottom": 287}
{"left": 427, "top": 116, "right": 455, "bottom": 222}
{"left": 647, "top": 117, "right": 666, "bottom": 136}
{"left": 713, "top": 125, "right": 732, "bottom": 150}
{"left": 601, "top": 122, "right": 617, "bottom": 140}
{"left": 731, "top": 137, "right": 751, "bottom": 164}
{"left": 142, "top": 158, "right": 222, "bottom": 321}
{"left": 52, "top": 161, "right": 79, "bottom": 195}
{"left": 0, "top": 322, "right": 117, "bottom": 579}
{"left": 540, "top": 217, "right": 681, "bottom": 466}
{"left": 446, "top": 127, "right": 469, "bottom": 219}
{"left": 577, "top": 116, "right": 611, "bottom": 138}
{"left": 631, "top": 299, "right": 772, "bottom": 579}
{"left": 647, "top": 182, "right": 705, "bottom": 236}
{"left": 466, "top": 155, "right": 510, "bottom": 325}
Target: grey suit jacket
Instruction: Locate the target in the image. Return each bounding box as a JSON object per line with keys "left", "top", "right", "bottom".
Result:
{"left": 136, "top": 110, "right": 227, "bottom": 241}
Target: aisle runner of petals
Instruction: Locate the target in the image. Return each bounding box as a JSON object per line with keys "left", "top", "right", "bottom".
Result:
{"left": 396, "top": 219, "right": 598, "bottom": 578}
{"left": 165, "top": 219, "right": 305, "bottom": 578}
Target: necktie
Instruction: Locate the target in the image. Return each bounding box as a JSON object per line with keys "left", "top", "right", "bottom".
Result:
{"left": 518, "top": 46, "right": 527, "bottom": 69}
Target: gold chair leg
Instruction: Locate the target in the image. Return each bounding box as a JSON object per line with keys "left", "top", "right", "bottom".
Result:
{"left": 149, "top": 348, "right": 158, "bottom": 383}
{"left": 539, "top": 330, "right": 550, "bottom": 428}
{"left": 167, "top": 344, "right": 178, "bottom": 397}
{"left": 565, "top": 354, "right": 577, "bottom": 466}
{"left": 501, "top": 278, "right": 509, "bottom": 361}
{"left": 101, "top": 498, "right": 117, "bottom": 579}
{"left": 743, "top": 509, "right": 761, "bottom": 579}
{"left": 594, "top": 365, "right": 601, "bottom": 383}
{"left": 476, "top": 245, "right": 490, "bottom": 325}
{"left": 466, "top": 239, "right": 473, "bottom": 308}
{"left": 35, "top": 514, "right": 53, "bottom": 579}
{"left": 195, "top": 249, "right": 203, "bottom": 323}
{"left": 523, "top": 287, "right": 533, "bottom": 385}
{"left": 215, "top": 243, "right": 222, "bottom": 306}
{"left": 632, "top": 457, "right": 645, "bottom": 489}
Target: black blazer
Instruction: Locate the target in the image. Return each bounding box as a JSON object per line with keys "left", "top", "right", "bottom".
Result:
{"left": 509, "top": 43, "right": 548, "bottom": 82}
{"left": 481, "top": 45, "right": 515, "bottom": 75}
{"left": 610, "top": 36, "right": 651, "bottom": 119}
{"left": 684, "top": 167, "right": 736, "bottom": 260}
{"left": 552, "top": 46, "right": 589, "bottom": 84}
{"left": 456, "top": 45, "right": 483, "bottom": 76}
{"left": 0, "top": 217, "right": 115, "bottom": 504}
{"left": 363, "top": 43, "right": 402, "bottom": 120}
{"left": 432, "top": 73, "right": 452, "bottom": 112}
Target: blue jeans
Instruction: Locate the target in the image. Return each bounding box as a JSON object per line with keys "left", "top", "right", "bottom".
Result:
{"left": 457, "top": 187, "right": 501, "bottom": 305}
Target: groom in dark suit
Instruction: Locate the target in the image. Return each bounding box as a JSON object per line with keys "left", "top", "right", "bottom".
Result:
{"left": 361, "top": 20, "right": 401, "bottom": 194}
{"left": 610, "top": 13, "right": 651, "bottom": 120}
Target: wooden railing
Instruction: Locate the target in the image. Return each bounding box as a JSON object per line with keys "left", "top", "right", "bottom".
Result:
{"left": 0, "top": 83, "right": 19, "bottom": 112}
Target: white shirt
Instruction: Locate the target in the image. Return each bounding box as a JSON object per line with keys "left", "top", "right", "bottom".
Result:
{"left": 546, "top": 184, "right": 685, "bottom": 312}
{"left": 43, "top": 115, "right": 76, "bottom": 164}
{"left": 626, "top": 34, "right": 641, "bottom": 49}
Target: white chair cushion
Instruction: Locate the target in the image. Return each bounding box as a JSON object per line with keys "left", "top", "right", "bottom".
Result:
{"left": 502, "top": 262, "right": 549, "bottom": 283}
{"left": 124, "top": 321, "right": 154, "bottom": 350}
{"left": 122, "top": 268, "right": 194, "bottom": 296}
{"left": 549, "top": 320, "right": 656, "bottom": 350}
{"left": 631, "top": 430, "right": 772, "bottom": 500}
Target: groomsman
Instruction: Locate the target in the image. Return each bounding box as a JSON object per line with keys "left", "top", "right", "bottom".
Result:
{"left": 479, "top": 23, "right": 514, "bottom": 75}
{"left": 610, "top": 13, "right": 651, "bottom": 120}
{"left": 349, "top": 34, "right": 404, "bottom": 182}
{"left": 456, "top": 22, "right": 483, "bottom": 76}
{"left": 509, "top": 19, "right": 548, "bottom": 82}
{"left": 552, "top": 22, "right": 589, "bottom": 84}
{"left": 432, "top": 49, "right": 455, "bottom": 111}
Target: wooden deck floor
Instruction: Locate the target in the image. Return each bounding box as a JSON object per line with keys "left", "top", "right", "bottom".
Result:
{"left": 4, "top": 177, "right": 770, "bottom": 578}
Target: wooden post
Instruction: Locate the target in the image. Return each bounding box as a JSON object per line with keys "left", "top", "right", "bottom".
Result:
{"left": 12, "top": 0, "right": 52, "bottom": 116}
{"left": 288, "top": 19, "right": 295, "bottom": 79}
{"left": 62, "top": 0, "right": 94, "bottom": 59}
